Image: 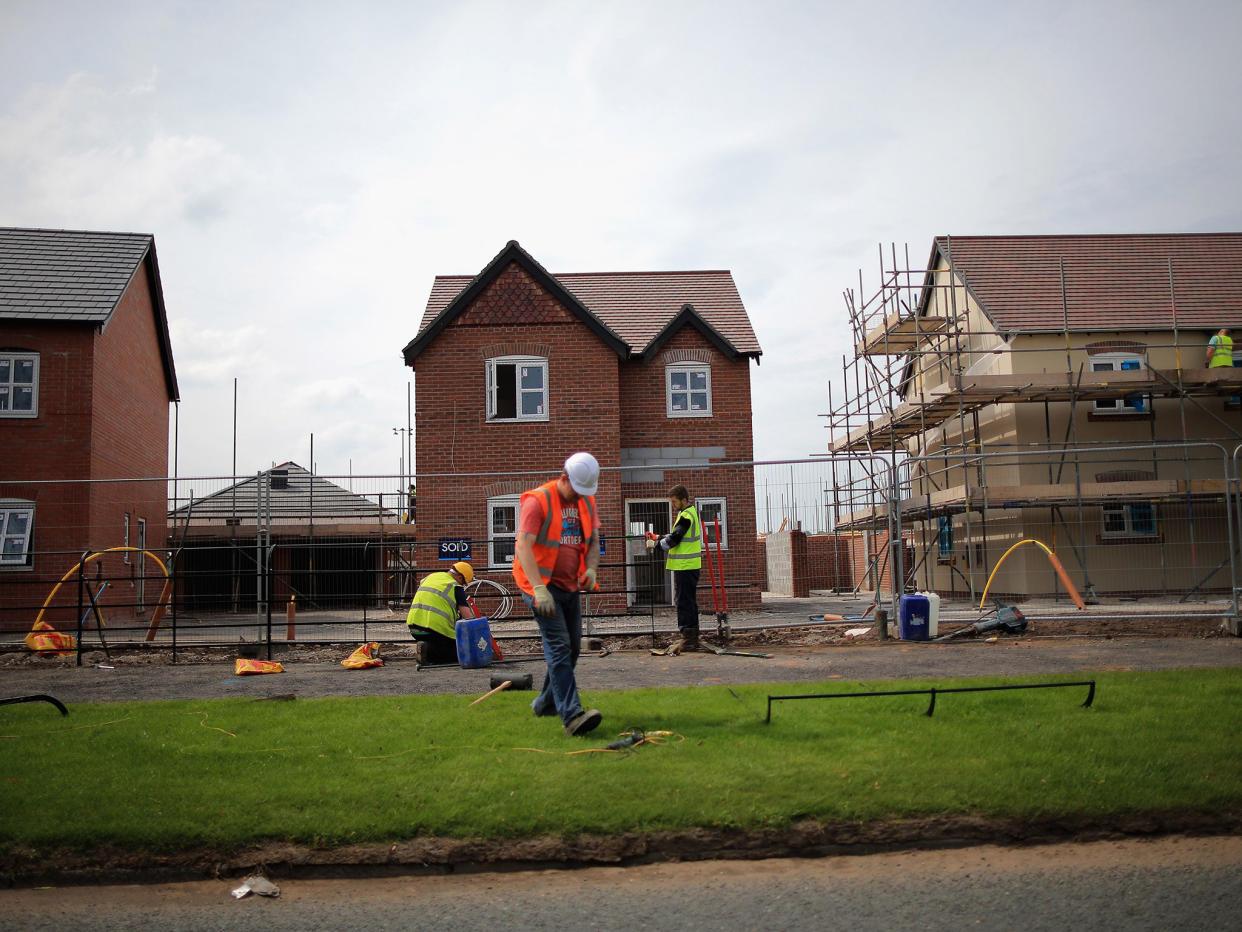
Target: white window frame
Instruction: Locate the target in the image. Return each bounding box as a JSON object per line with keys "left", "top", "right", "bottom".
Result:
{"left": 1101, "top": 502, "right": 1158, "bottom": 539}
{"left": 696, "top": 497, "right": 728, "bottom": 550}
{"left": 123, "top": 512, "right": 131, "bottom": 564}
{"left": 1090, "top": 353, "right": 1149, "bottom": 415}
{"left": 666, "top": 363, "right": 712, "bottom": 418}
{"left": 0, "top": 352, "right": 39, "bottom": 418}
{"left": 487, "top": 495, "right": 521, "bottom": 569}
{"left": 0, "top": 500, "right": 35, "bottom": 566}
{"left": 486, "top": 356, "right": 548, "bottom": 422}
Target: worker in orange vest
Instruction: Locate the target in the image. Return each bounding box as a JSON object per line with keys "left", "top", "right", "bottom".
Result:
{"left": 512, "top": 452, "right": 603, "bottom": 737}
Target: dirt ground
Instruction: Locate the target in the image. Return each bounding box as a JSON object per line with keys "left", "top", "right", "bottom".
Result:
{"left": 2, "top": 604, "right": 1239, "bottom": 885}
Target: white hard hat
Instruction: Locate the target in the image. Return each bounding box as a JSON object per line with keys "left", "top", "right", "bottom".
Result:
{"left": 564, "top": 451, "right": 599, "bottom": 496}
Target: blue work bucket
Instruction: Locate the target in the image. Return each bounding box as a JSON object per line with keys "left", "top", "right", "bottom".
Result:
{"left": 455, "top": 616, "right": 495, "bottom": 668}
{"left": 898, "top": 594, "right": 930, "bottom": 641}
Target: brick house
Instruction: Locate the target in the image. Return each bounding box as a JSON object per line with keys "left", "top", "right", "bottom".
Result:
{"left": 403, "top": 240, "right": 764, "bottom": 613}
{"left": 0, "top": 227, "right": 178, "bottom": 629}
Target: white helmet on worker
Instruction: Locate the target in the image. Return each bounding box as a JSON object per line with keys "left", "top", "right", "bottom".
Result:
{"left": 564, "top": 451, "right": 599, "bottom": 496}
{"left": 451, "top": 561, "right": 474, "bottom": 585}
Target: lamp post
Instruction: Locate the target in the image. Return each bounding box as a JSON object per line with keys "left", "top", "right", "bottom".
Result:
{"left": 393, "top": 427, "right": 409, "bottom": 518}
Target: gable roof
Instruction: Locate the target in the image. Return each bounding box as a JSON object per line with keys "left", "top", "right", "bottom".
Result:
{"left": 922, "top": 233, "right": 1242, "bottom": 334}
{"left": 404, "top": 240, "right": 628, "bottom": 363}
{"left": 407, "top": 240, "right": 762, "bottom": 363}
{"left": 0, "top": 226, "right": 179, "bottom": 400}
{"left": 169, "top": 462, "right": 399, "bottom": 522}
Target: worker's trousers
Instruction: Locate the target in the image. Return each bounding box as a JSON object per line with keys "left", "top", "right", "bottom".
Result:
{"left": 524, "top": 583, "right": 585, "bottom": 725}
{"left": 674, "top": 567, "right": 701, "bottom": 632}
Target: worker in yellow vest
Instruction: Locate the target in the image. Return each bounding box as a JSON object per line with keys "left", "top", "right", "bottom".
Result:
{"left": 1207, "top": 328, "right": 1234, "bottom": 368}
{"left": 646, "top": 484, "right": 702, "bottom": 654}
{"left": 407, "top": 561, "right": 475, "bottom": 665}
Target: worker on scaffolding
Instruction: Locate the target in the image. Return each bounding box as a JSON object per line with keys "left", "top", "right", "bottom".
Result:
{"left": 647, "top": 484, "right": 703, "bottom": 655}
{"left": 406, "top": 561, "right": 475, "bottom": 665}
{"left": 1207, "top": 328, "right": 1234, "bottom": 368}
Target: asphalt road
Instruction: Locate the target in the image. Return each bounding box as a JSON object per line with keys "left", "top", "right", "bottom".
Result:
{"left": 4, "top": 636, "right": 1241, "bottom": 704}
{"left": 3, "top": 836, "right": 1239, "bottom": 931}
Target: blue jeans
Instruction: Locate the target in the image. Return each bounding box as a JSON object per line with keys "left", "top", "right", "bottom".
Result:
{"left": 523, "top": 584, "right": 584, "bottom": 725}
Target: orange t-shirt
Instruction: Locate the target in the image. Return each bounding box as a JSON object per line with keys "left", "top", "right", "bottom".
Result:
{"left": 519, "top": 488, "right": 601, "bottom": 589}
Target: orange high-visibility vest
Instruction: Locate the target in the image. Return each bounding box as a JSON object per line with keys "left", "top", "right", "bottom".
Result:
{"left": 512, "top": 479, "right": 596, "bottom": 595}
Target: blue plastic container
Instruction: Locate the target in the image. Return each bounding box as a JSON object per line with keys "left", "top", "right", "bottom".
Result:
{"left": 898, "top": 594, "right": 930, "bottom": 641}
{"left": 455, "top": 616, "right": 495, "bottom": 668}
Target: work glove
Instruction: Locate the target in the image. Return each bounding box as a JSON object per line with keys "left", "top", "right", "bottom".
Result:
{"left": 580, "top": 567, "right": 598, "bottom": 592}
{"left": 532, "top": 584, "right": 555, "bottom": 617}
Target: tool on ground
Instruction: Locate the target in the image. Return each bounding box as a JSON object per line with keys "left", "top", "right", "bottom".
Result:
{"left": 935, "top": 602, "right": 1028, "bottom": 641}
{"left": 698, "top": 643, "right": 772, "bottom": 658}
{"left": 470, "top": 680, "right": 512, "bottom": 706}
{"left": 491, "top": 671, "right": 532, "bottom": 690}
{"left": 806, "top": 613, "right": 847, "bottom": 623}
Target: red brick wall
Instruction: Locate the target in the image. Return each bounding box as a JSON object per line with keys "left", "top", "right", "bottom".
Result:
{"left": 807, "top": 534, "right": 852, "bottom": 590}
{"left": 414, "top": 262, "right": 624, "bottom": 611}
{"left": 616, "top": 327, "right": 760, "bottom": 610}
{"left": 0, "top": 259, "right": 172, "bottom": 628}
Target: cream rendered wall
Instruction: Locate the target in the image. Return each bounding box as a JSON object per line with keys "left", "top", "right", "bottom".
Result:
{"left": 901, "top": 266, "right": 1233, "bottom": 598}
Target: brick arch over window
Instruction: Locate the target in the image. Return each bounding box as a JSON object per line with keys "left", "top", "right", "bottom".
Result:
{"left": 1095, "top": 469, "right": 1156, "bottom": 482}
{"left": 659, "top": 348, "right": 714, "bottom": 366}
{"left": 479, "top": 342, "right": 553, "bottom": 360}
{"left": 483, "top": 481, "right": 529, "bottom": 498}
{"left": 1085, "top": 340, "right": 1147, "bottom": 356}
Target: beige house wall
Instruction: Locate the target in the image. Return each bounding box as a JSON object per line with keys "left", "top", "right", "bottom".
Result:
{"left": 901, "top": 267, "right": 1234, "bottom": 599}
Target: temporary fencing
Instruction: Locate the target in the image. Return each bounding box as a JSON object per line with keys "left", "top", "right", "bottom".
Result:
{"left": 2, "top": 442, "right": 1237, "bottom": 659}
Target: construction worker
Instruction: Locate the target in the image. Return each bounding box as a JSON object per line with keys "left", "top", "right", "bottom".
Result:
{"left": 647, "top": 484, "right": 703, "bottom": 654}
{"left": 513, "top": 451, "right": 603, "bottom": 737}
{"left": 407, "top": 561, "right": 475, "bottom": 665}
{"left": 1207, "top": 328, "right": 1234, "bottom": 368}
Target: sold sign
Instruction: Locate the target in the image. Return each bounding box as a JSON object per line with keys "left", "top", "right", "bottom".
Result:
{"left": 438, "top": 538, "right": 472, "bottom": 561}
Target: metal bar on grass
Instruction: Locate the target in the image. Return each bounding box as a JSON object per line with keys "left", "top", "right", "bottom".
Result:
{"left": 765, "top": 680, "right": 1096, "bottom": 723}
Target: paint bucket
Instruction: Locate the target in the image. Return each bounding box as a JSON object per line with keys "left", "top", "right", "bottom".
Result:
{"left": 898, "top": 594, "right": 930, "bottom": 641}
{"left": 455, "top": 616, "right": 495, "bottom": 668}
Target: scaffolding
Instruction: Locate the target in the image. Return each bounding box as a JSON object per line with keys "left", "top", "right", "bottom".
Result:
{"left": 822, "top": 238, "right": 1242, "bottom": 603}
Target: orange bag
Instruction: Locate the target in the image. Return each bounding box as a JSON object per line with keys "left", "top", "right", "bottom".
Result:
{"left": 234, "top": 658, "right": 284, "bottom": 675}
{"left": 341, "top": 642, "right": 383, "bottom": 669}
{"left": 25, "top": 620, "right": 76, "bottom": 657}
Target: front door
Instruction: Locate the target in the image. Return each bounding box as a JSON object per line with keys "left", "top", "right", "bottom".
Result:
{"left": 625, "top": 500, "right": 671, "bottom": 608}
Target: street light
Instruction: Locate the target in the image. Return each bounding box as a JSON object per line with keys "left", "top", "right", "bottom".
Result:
{"left": 394, "top": 427, "right": 411, "bottom": 521}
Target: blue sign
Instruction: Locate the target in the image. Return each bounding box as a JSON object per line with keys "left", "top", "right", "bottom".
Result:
{"left": 438, "top": 538, "right": 472, "bottom": 561}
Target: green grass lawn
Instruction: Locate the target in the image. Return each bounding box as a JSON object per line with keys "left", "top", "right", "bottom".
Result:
{"left": 2, "top": 669, "right": 1240, "bottom": 853}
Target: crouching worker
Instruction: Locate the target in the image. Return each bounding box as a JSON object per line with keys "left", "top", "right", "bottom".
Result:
{"left": 407, "top": 561, "right": 475, "bottom": 665}
{"left": 513, "top": 452, "right": 604, "bottom": 737}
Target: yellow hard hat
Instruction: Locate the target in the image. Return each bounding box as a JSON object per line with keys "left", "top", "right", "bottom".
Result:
{"left": 452, "top": 561, "right": 474, "bottom": 585}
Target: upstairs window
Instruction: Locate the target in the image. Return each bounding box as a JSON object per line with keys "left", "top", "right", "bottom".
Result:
{"left": 0, "top": 352, "right": 38, "bottom": 418}
{"left": 1, "top": 501, "right": 35, "bottom": 566}
{"left": 667, "top": 363, "right": 712, "bottom": 417}
{"left": 486, "top": 357, "right": 548, "bottom": 422}
{"left": 1091, "top": 354, "right": 1149, "bottom": 414}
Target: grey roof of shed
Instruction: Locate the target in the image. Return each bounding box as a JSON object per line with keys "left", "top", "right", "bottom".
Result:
{"left": 409, "top": 240, "right": 762, "bottom": 362}
{"left": 0, "top": 226, "right": 179, "bottom": 399}
{"left": 169, "top": 463, "right": 399, "bottom": 522}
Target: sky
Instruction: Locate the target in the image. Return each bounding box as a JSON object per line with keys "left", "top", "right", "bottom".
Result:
{"left": 3, "top": 0, "right": 1240, "bottom": 482}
